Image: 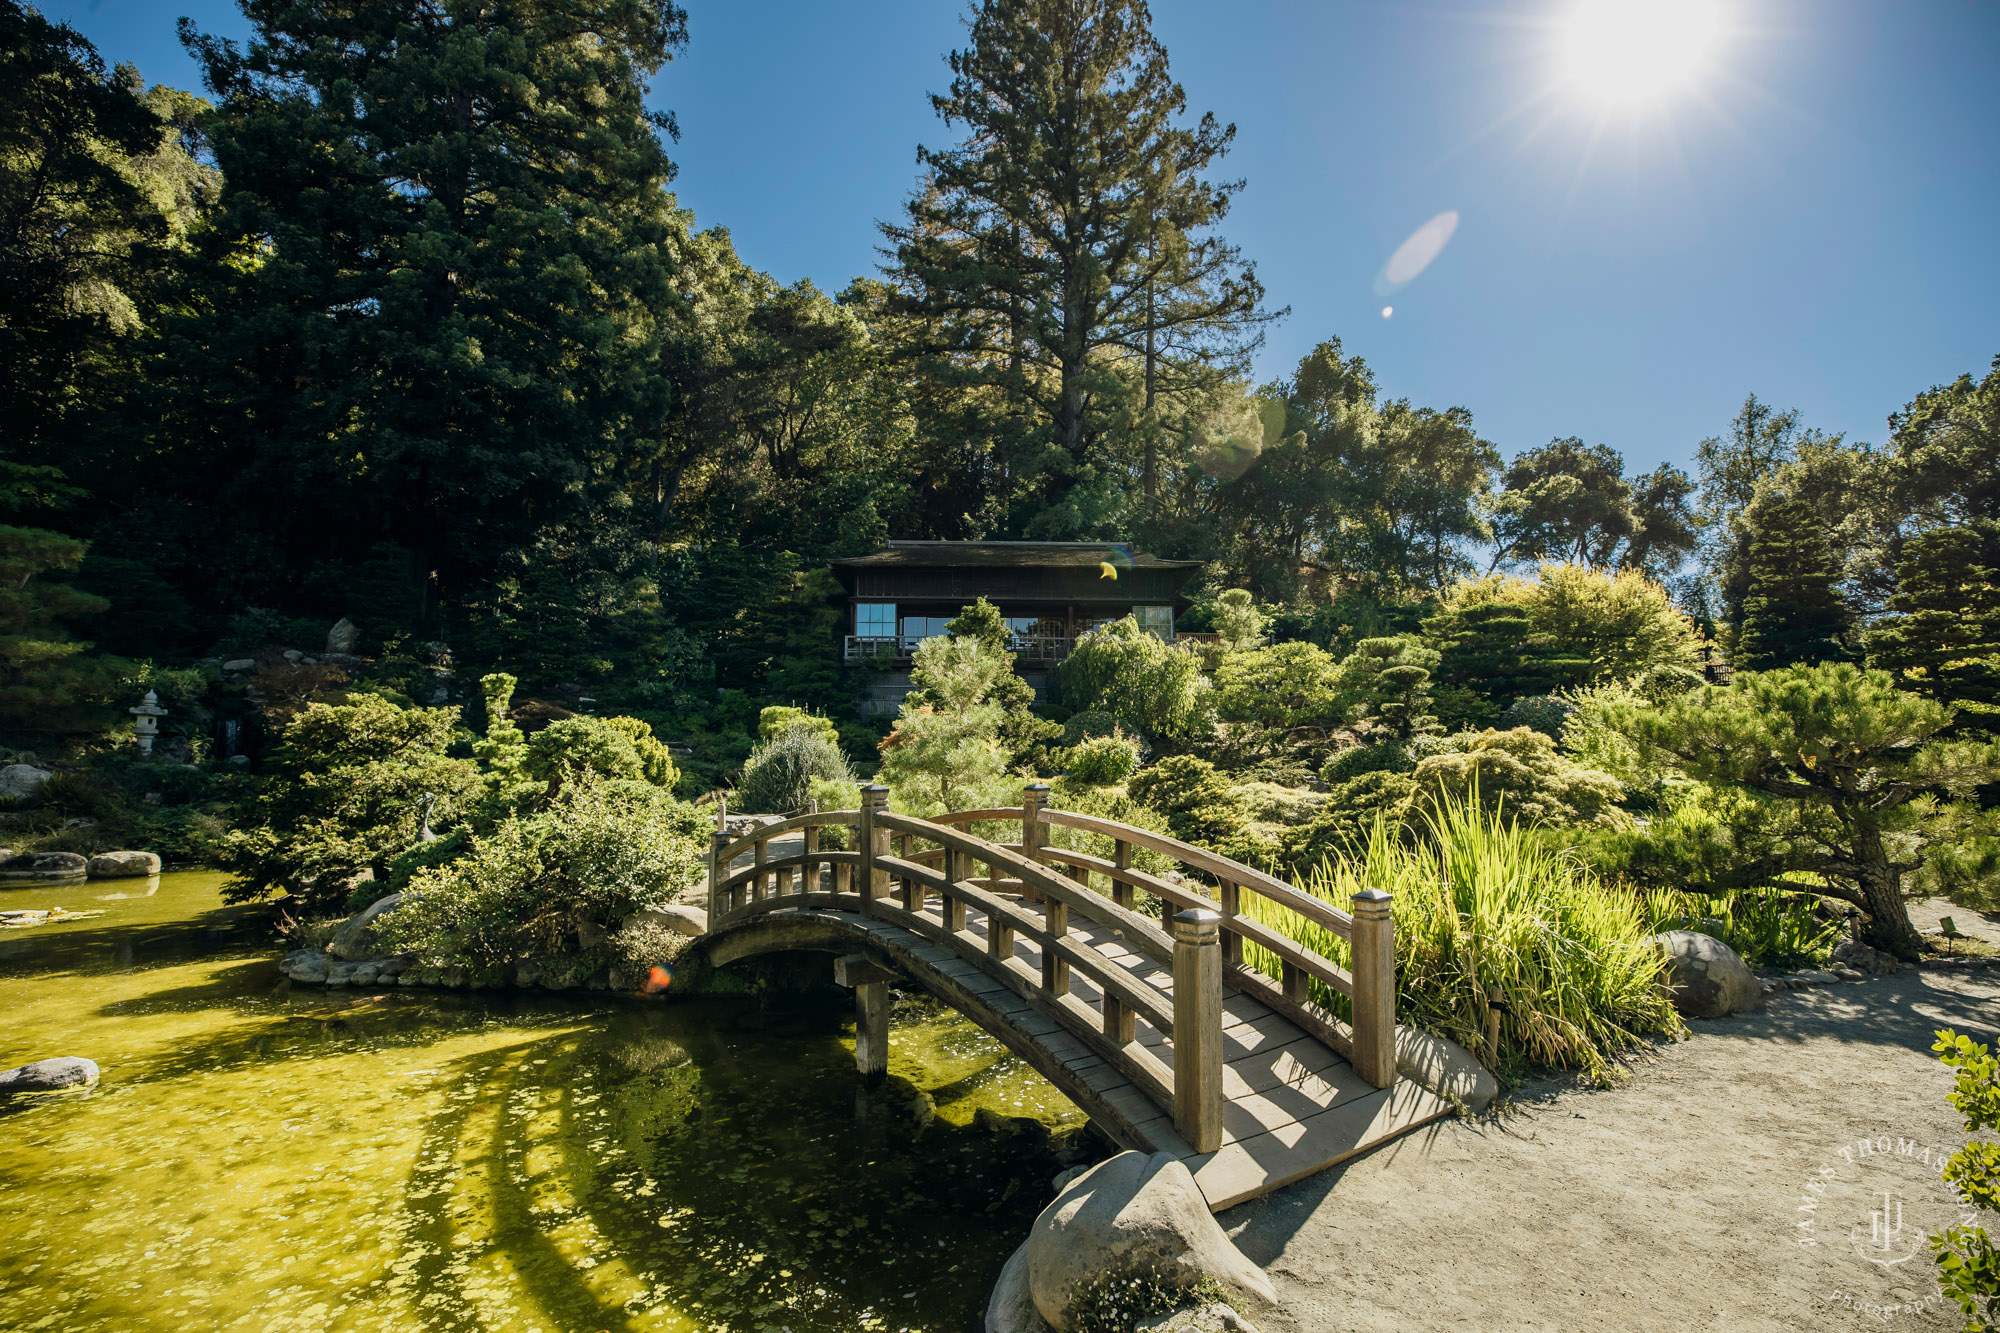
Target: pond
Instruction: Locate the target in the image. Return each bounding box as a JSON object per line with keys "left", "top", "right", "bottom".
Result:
{"left": 0, "top": 872, "right": 1093, "bottom": 1332}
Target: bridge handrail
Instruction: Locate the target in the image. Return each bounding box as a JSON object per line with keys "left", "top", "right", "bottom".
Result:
{"left": 714, "top": 808, "right": 856, "bottom": 865}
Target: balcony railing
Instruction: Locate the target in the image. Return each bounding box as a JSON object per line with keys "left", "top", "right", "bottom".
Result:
{"left": 845, "top": 633, "right": 1078, "bottom": 665}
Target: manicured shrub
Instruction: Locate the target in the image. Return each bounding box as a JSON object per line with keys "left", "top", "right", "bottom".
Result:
{"left": 525, "top": 715, "right": 676, "bottom": 789}
{"left": 1050, "top": 617, "right": 1212, "bottom": 742}
{"left": 880, "top": 633, "right": 1015, "bottom": 815}
{"left": 736, "top": 723, "right": 855, "bottom": 814}
{"left": 216, "top": 693, "right": 483, "bottom": 912}
{"left": 1321, "top": 740, "right": 1415, "bottom": 785}
{"left": 1212, "top": 640, "right": 1344, "bottom": 734}
{"left": 757, "top": 704, "right": 840, "bottom": 748}
{"left": 375, "top": 770, "right": 708, "bottom": 976}
{"left": 1411, "top": 727, "right": 1628, "bottom": 829}
{"left": 1062, "top": 732, "right": 1143, "bottom": 787}
{"left": 1127, "top": 755, "right": 1249, "bottom": 848}
{"left": 1281, "top": 771, "right": 1415, "bottom": 867}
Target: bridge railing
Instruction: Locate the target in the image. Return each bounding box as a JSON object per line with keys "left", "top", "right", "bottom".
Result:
{"left": 919, "top": 784, "right": 1397, "bottom": 1090}
{"left": 703, "top": 782, "right": 1397, "bottom": 1152}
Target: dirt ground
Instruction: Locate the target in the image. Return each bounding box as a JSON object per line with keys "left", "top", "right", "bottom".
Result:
{"left": 1219, "top": 962, "right": 2000, "bottom": 1333}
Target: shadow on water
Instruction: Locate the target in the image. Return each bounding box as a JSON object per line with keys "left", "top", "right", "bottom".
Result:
{"left": 0, "top": 872, "right": 1091, "bottom": 1332}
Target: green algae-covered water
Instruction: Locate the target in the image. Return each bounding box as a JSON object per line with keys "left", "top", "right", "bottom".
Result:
{"left": 0, "top": 872, "right": 1091, "bottom": 1332}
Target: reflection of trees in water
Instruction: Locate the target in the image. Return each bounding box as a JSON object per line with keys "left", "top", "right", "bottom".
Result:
{"left": 388, "top": 997, "right": 1075, "bottom": 1332}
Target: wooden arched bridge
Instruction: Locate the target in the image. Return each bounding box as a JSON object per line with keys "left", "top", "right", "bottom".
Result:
{"left": 690, "top": 783, "right": 1450, "bottom": 1210}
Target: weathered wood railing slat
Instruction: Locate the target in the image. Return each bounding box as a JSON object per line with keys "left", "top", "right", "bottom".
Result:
{"left": 705, "top": 781, "right": 1400, "bottom": 1149}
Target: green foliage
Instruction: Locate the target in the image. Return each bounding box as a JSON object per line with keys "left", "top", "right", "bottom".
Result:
{"left": 1212, "top": 639, "right": 1344, "bottom": 735}
{"left": 880, "top": 633, "right": 1015, "bottom": 815}
{"left": 1736, "top": 491, "right": 1852, "bottom": 670}
{"left": 216, "top": 694, "right": 483, "bottom": 913}
{"left": 1868, "top": 521, "right": 2000, "bottom": 735}
{"left": 1050, "top": 617, "right": 1213, "bottom": 742}
{"left": 472, "top": 673, "right": 529, "bottom": 785}
{"left": 880, "top": 0, "right": 1269, "bottom": 533}
{"left": 1126, "top": 754, "right": 1249, "bottom": 849}
{"left": 1322, "top": 740, "right": 1416, "bottom": 785}
{"left": 1425, "top": 599, "right": 1583, "bottom": 728}
{"left": 737, "top": 724, "right": 856, "bottom": 815}
{"left": 1211, "top": 588, "right": 1267, "bottom": 652}
{"left": 1604, "top": 662, "right": 2000, "bottom": 956}
{"left": 1062, "top": 732, "right": 1143, "bottom": 787}
{"left": 1411, "top": 728, "right": 1628, "bottom": 829}
{"left": 1644, "top": 888, "right": 1840, "bottom": 969}
{"left": 1066, "top": 1266, "right": 1233, "bottom": 1333}
{"left": 1337, "top": 634, "right": 1441, "bottom": 746}
{"left": 1497, "top": 694, "right": 1575, "bottom": 738}
{"left": 1281, "top": 770, "right": 1415, "bottom": 868}
{"left": 525, "top": 716, "right": 675, "bottom": 790}
{"left": 758, "top": 706, "right": 840, "bottom": 747}
{"left": 0, "top": 524, "right": 131, "bottom": 734}
{"left": 374, "top": 770, "right": 708, "bottom": 978}
{"left": 1932, "top": 1029, "right": 2000, "bottom": 1331}
{"left": 1254, "top": 798, "right": 1683, "bottom": 1079}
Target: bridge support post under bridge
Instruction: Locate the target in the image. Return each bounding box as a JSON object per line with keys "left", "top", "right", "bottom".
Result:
{"left": 835, "top": 954, "right": 897, "bottom": 1079}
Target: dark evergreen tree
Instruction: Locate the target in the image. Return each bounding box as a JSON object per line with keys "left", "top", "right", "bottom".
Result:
{"left": 1736, "top": 493, "right": 1852, "bottom": 671}
{"left": 159, "top": 0, "right": 692, "bottom": 628}
{"left": 1426, "top": 600, "right": 1582, "bottom": 728}
{"left": 881, "top": 0, "right": 1272, "bottom": 535}
{"left": 1867, "top": 521, "right": 2000, "bottom": 735}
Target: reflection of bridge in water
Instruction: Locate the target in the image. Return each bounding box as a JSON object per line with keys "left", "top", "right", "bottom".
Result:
{"left": 689, "top": 784, "right": 1450, "bottom": 1211}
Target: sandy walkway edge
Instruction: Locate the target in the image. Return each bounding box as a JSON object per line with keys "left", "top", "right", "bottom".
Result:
{"left": 1221, "top": 968, "right": 2000, "bottom": 1332}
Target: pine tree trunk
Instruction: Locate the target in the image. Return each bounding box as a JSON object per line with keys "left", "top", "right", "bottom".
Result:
{"left": 1853, "top": 825, "right": 1924, "bottom": 959}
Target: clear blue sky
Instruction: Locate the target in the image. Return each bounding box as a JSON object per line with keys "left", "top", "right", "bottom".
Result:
{"left": 43, "top": 0, "right": 2000, "bottom": 475}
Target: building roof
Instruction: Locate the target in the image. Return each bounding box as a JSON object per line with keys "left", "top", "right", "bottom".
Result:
{"left": 827, "top": 541, "right": 1203, "bottom": 571}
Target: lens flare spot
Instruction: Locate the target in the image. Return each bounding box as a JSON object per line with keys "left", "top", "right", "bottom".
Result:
{"left": 1383, "top": 211, "right": 1459, "bottom": 287}
{"left": 1381, "top": 306, "right": 1394, "bottom": 319}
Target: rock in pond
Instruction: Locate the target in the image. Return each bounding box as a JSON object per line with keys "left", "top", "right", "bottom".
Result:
{"left": 328, "top": 892, "right": 404, "bottom": 961}
{"left": 1654, "top": 930, "right": 1766, "bottom": 1018}
{"left": 281, "top": 948, "right": 331, "bottom": 984}
{"left": 0, "top": 851, "right": 87, "bottom": 885}
{"left": 0, "top": 1056, "right": 99, "bottom": 1096}
{"left": 86, "top": 850, "right": 161, "bottom": 879}
{"left": 1018, "top": 1151, "right": 1276, "bottom": 1332}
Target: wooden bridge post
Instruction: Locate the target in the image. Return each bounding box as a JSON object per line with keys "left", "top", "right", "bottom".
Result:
{"left": 835, "top": 954, "right": 896, "bottom": 1080}
{"left": 1021, "top": 782, "right": 1049, "bottom": 902}
{"left": 858, "top": 784, "right": 890, "bottom": 911}
{"left": 1172, "top": 907, "right": 1224, "bottom": 1154}
{"left": 1350, "top": 888, "right": 1398, "bottom": 1089}
{"left": 706, "top": 829, "right": 731, "bottom": 923}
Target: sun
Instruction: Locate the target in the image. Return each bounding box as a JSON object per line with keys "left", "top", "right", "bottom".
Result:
{"left": 1558, "top": 0, "right": 1726, "bottom": 111}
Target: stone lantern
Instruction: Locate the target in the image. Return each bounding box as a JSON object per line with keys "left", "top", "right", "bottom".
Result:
{"left": 130, "top": 690, "right": 168, "bottom": 758}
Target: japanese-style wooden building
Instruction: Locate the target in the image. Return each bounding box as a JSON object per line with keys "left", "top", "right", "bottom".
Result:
{"left": 827, "top": 541, "right": 1205, "bottom": 714}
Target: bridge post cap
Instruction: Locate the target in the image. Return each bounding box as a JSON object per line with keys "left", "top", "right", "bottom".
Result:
{"left": 1172, "top": 907, "right": 1221, "bottom": 944}
{"left": 860, "top": 783, "right": 890, "bottom": 793}
{"left": 1350, "top": 888, "right": 1394, "bottom": 907}
{"left": 1023, "top": 782, "right": 1051, "bottom": 791}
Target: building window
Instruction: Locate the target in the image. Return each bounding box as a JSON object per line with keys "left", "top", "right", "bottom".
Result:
{"left": 1135, "top": 605, "right": 1174, "bottom": 640}
{"left": 856, "top": 603, "right": 895, "bottom": 637}
{"left": 899, "top": 615, "right": 951, "bottom": 643}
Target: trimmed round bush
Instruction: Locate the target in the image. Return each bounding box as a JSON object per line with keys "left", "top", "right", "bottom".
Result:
{"left": 1127, "top": 754, "right": 1249, "bottom": 849}
{"left": 736, "top": 724, "right": 855, "bottom": 815}
{"left": 1062, "top": 732, "right": 1142, "bottom": 787}
{"left": 1321, "top": 741, "right": 1414, "bottom": 785}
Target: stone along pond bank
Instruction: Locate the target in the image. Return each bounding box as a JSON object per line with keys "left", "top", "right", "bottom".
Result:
{"left": 0, "top": 869, "right": 1120, "bottom": 1332}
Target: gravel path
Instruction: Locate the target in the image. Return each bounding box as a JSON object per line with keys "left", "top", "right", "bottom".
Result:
{"left": 1220, "top": 966, "right": 2000, "bottom": 1332}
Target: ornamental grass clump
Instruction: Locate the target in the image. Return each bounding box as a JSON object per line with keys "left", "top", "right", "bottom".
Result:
{"left": 736, "top": 723, "right": 855, "bottom": 815}
{"left": 1243, "top": 790, "right": 1681, "bottom": 1079}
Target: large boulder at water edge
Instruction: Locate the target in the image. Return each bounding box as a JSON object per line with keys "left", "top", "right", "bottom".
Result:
{"left": 325, "top": 617, "right": 360, "bottom": 654}
{"left": 0, "top": 851, "right": 87, "bottom": 884}
{"left": 87, "top": 850, "right": 161, "bottom": 879}
{"left": 1021, "top": 1151, "right": 1276, "bottom": 1331}
{"left": 0, "top": 1056, "right": 99, "bottom": 1096}
{"left": 0, "top": 764, "right": 52, "bottom": 799}
{"left": 626, "top": 903, "right": 708, "bottom": 938}
{"left": 1653, "top": 930, "right": 1766, "bottom": 1018}
{"left": 328, "top": 892, "right": 404, "bottom": 961}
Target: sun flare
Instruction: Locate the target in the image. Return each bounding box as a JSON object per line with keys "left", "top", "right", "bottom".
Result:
{"left": 1559, "top": 0, "right": 1725, "bottom": 110}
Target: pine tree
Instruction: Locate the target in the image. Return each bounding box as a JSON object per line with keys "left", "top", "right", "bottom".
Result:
{"left": 1427, "top": 600, "right": 1582, "bottom": 727}
{"left": 1736, "top": 493, "right": 1852, "bottom": 671}
{"left": 165, "top": 0, "right": 692, "bottom": 626}
{"left": 881, "top": 0, "right": 1271, "bottom": 533}
{"left": 1867, "top": 521, "right": 2000, "bottom": 735}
